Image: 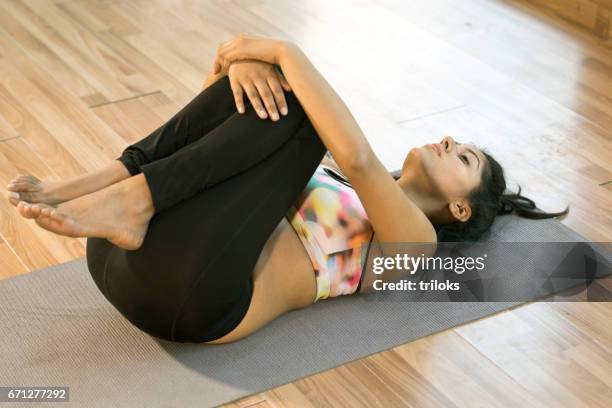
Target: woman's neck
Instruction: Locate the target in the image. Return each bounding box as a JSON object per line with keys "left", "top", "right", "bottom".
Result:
{"left": 397, "top": 174, "right": 449, "bottom": 226}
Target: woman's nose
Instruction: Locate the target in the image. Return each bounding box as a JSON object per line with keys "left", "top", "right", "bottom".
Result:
{"left": 441, "top": 135, "right": 455, "bottom": 152}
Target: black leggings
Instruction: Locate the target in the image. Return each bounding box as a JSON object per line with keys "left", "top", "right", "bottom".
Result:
{"left": 86, "top": 75, "right": 326, "bottom": 343}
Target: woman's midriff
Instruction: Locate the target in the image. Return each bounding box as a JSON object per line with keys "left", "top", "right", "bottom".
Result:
{"left": 203, "top": 215, "right": 317, "bottom": 344}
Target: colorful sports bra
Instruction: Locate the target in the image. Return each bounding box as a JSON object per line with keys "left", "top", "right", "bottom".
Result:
{"left": 285, "top": 164, "right": 375, "bottom": 303}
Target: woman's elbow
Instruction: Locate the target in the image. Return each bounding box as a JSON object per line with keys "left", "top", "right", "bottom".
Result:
{"left": 348, "top": 148, "right": 373, "bottom": 173}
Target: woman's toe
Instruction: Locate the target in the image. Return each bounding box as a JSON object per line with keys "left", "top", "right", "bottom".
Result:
{"left": 29, "top": 204, "right": 44, "bottom": 218}
{"left": 9, "top": 190, "right": 37, "bottom": 206}
{"left": 16, "top": 201, "right": 33, "bottom": 219}
{"left": 28, "top": 203, "right": 41, "bottom": 218}
{"left": 7, "top": 192, "right": 19, "bottom": 206}
{"left": 8, "top": 174, "right": 40, "bottom": 188}
{"left": 8, "top": 176, "right": 27, "bottom": 186}
{"left": 9, "top": 184, "right": 29, "bottom": 192}
{"left": 35, "top": 203, "right": 56, "bottom": 217}
{"left": 47, "top": 206, "right": 65, "bottom": 221}
{"left": 31, "top": 203, "right": 55, "bottom": 217}
{"left": 8, "top": 182, "right": 38, "bottom": 192}
{"left": 25, "top": 202, "right": 54, "bottom": 217}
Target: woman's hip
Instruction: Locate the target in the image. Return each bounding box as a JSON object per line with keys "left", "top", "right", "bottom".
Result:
{"left": 86, "top": 232, "right": 253, "bottom": 343}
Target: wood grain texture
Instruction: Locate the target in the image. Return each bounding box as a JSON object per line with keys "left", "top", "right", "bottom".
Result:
{"left": 527, "top": 0, "right": 612, "bottom": 38}
{"left": 0, "top": 1, "right": 610, "bottom": 407}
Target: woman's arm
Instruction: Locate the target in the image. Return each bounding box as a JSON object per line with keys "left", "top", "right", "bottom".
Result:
{"left": 277, "top": 43, "right": 372, "bottom": 173}
{"left": 277, "top": 42, "right": 437, "bottom": 246}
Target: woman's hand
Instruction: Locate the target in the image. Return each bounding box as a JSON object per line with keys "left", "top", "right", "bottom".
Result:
{"left": 227, "top": 60, "right": 292, "bottom": 121}
{"left": 213, "top": 32, "right": 287, "bottom": 75}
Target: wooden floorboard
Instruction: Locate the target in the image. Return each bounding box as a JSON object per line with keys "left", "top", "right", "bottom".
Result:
{"left": 0, "top": 0, "right": 610, "bottom": 407}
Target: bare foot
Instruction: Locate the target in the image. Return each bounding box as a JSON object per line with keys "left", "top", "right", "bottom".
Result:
{"left": 6, "top": 161, "right": 132, "bottom": 207}
{"left": 16, "top": 174, "right": 155, "bottom": 251}
{"left": 7, "top": 174, "right": 78, "bottom": 207}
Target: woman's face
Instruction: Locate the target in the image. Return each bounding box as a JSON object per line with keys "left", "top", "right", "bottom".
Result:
{"left": 401, "top": 135, "right": 487, "bottom": 221}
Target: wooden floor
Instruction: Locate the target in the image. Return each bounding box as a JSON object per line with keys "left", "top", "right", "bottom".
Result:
{"left": 0, "top": 0, "right": 610, "bottom": 406}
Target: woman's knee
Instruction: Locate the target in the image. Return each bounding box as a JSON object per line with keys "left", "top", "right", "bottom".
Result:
{"left": 216, "top": 73, "right": 307, "bottom": 123}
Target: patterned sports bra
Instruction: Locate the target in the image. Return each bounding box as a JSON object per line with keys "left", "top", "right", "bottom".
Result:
{"left": 285, "top": 164, "right": 375, "bottom": 303}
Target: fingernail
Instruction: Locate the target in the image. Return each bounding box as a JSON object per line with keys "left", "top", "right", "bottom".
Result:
{"left": 272, "top": 112, "right": 279, "bottom": 121}
{"left": 9, "top": 192, "right": 19, "bottom": 199}
{"left": 281, "top": 107, "right": 288, "bottom": 115}
{"left": 238, "top": 106, "right": 244, "bottom": 114}
{"left": 259, "top": 110, "right": 267, "bottom": 118}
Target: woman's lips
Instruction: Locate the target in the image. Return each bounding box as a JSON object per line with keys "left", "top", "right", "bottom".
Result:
{"left": 427, "top": 144, "right": 442, "bottom": 157}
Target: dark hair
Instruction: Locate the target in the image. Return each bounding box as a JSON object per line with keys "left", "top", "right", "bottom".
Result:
{"left": 390, "top": 149, "right": 570, "bottom": 242}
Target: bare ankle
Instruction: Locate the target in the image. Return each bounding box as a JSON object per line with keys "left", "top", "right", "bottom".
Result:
{"left": 112, "top": 160, "right": 132, "bottom": 181}
{"left": 124, "top": 173, "right": 155, "bottom": 217}
{"left": 54, "top": 161, "right": 133, "bottom": 200}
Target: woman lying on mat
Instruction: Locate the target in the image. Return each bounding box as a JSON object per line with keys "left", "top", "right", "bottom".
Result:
{"left": 6, "top": 34, "right": 568, "bottom": 344}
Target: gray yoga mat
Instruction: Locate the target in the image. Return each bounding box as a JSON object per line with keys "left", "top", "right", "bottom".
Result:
{"left": 0, "top": 214, "right": 610, "bottom": 408}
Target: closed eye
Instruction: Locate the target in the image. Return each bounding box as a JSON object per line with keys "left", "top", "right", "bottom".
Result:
{"left": 460, "top": 154, "right": 469, "bottom": 165}
{"left": 456, "top": 142, "right": 481, "bottom": 169}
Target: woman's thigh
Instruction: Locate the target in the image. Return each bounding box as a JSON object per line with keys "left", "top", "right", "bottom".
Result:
{"left": 87, "top": 115, "right": 327, "bottom": 343}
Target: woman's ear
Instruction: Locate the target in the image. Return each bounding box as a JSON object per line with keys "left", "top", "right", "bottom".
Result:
{"left": 448, "top": 199, "right": 472, "bottom": 222}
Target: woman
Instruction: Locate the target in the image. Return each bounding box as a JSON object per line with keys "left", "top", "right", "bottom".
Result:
{"left": 6, "top": 35, "right": 567, "bottom": 344}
